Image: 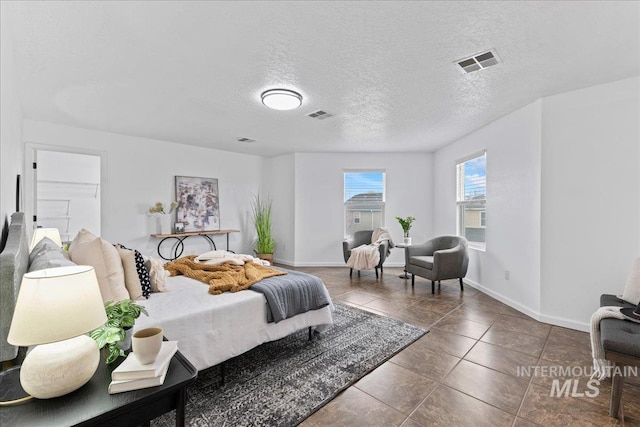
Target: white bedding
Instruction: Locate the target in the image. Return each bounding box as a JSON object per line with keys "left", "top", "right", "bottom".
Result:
{"left": 134, "top": 275, "right": 334, "bottom": 370}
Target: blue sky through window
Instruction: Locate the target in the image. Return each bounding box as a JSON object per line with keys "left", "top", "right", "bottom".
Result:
{"left": 344, "top": 172, "right": 384, "bottom": 202}
{"left": 464, "top": 155, "right": 486, "bottom": 200}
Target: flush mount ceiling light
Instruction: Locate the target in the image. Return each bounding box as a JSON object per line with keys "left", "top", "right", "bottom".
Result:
{"left": 261, "top": 89, "right": 303, "bottom": 110}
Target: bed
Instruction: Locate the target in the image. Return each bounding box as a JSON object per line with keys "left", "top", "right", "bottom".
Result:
{"left": 0, "top": 214, "right": 334, "bottom": 371}
{"left": 134, "top": 274, "right": 333, "bottom": 371}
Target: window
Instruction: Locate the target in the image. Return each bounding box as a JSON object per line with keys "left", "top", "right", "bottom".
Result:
{"left": 456, "top": 151, "right": 486, "bottom": 249}
{"left": 344, "top": 171, "right": 385, "bottom": 237}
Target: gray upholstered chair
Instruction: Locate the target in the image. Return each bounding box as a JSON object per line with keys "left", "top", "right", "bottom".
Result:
{"left": 343, "top": 230, "right": 389, "bottom": 278}
{"left": 405, "top": 235, "right": 469, "bottom": 294}
{"left": 598, "top": 295, "right": 640, "bottom": 418}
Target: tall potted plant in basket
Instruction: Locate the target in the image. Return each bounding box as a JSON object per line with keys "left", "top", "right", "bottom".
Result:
{"left": 395, "top": 216, "right": 416, "bottom": 245}
{"left": 251, "top": 194, "right": 275, "bottom": 263}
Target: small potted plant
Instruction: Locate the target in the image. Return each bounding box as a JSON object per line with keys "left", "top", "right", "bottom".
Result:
{"left": 90, "top": 299, "right": 148, "bottom": 364}
{"left": 148, "top": 201, "right": 178, "bottom": 234}
{"left": 395, "top": 216, "right": 416, "bottom": 245}
{"left": 251, "top": 194, "right": 276, "bottom": 263}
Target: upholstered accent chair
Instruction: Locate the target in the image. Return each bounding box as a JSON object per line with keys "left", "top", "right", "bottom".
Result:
{"left": 343, "top": 230, "right": 389, "bottom": 278}
{"left": 598, "top": 295, "right": 640, "bottom": 418}
{"left": 405, "top": 235, "right": 469, "bottom": 294}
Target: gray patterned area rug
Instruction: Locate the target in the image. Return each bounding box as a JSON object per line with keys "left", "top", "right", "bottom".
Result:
{"left": 152, "top": 303, "right": 427, "bottom": 427}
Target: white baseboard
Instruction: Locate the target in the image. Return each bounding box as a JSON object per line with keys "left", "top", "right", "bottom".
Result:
{"left": 269, "top": 263, "right": 590, "bottom": 331}
{"left": 537, "top": 313, "right": 589, "bottom": 332}
{"left": 289, "top": 261, "right": 347, "bottom": 267}
{"left": 463, "top": 278, "right": 589, "bottom": 332}
{"left": 278, "top": 261, "right": 405, "bottom": 268}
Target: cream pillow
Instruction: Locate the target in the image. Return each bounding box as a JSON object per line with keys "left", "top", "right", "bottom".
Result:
{"left": 622, "top": 257, "right": 640, "bottom": 305}
{"left": 68, "top": 228, "right": 97, "bottom": 256}
{"left": 146, "top": 257, "right": 169, "bottom": 292}
{"left": 116, "top": 246, "right": 144, "bottom": 300}
{"left": 71, "top": 237, "right": 129, "bottom": 302}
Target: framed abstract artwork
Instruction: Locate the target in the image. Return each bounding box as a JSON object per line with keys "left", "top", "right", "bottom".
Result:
{"left": 174, "top": 176, "right": 220, "bottom": 232}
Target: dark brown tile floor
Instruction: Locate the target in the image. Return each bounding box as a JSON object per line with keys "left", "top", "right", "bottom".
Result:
{"left": 295, "top": 267, "right": 640, "bottom": 427}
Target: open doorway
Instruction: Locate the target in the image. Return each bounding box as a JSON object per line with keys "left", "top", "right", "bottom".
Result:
{"left": 34, "top": 150, "right": 101, "bottom": 243}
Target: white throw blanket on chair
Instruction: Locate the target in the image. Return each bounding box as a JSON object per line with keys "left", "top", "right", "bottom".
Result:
{"left": 346, "top": 228, "right": 394, "bottom": 271}
{"left": 590, "top": 306, "right": 627, "bottom": 380}
{"left": 590, "top": 257, "right": 640, "bottom": 380}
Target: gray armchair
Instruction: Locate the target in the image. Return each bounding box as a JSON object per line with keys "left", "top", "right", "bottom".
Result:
{"left": 343, "top": 230, "right": 389, "bottom": 278}
{"left": 405, "top": 235, "right": 469, "bottom": 294}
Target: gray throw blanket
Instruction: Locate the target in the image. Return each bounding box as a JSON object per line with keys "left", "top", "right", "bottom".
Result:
{"left": 251, "top": 269, "right": 331, "bottom": 323}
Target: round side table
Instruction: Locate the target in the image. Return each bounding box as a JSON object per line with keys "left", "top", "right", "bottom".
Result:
{"left": 395, "top": 242, "right": 412, "bottom": 279}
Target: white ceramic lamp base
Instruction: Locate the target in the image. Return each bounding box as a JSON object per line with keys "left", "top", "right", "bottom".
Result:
{"left": 20, "top": 335, "right": 100, "bottom": 399}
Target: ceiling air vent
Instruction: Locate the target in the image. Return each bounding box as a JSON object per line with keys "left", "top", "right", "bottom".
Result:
{"left": 456, "top": 49, "right": 501, "bottom": 74}
{"left": 237, "top": 137, "right": 255, "bottom": 143}
{"left": 307, "top": 110, "right": 334, "bottom": 120}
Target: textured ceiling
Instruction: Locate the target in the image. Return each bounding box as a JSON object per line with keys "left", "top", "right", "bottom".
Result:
{"left": 4, "top": 1, "right": 639, "bottom": 157}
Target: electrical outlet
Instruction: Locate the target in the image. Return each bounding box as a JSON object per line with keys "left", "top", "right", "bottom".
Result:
{"left": 505, "top": 270, "right": 510, "bottom": 280}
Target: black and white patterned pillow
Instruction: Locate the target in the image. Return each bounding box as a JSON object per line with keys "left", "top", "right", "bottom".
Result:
{"left": 133, "top": 249, "right": 152, "bottom": 298}
{"left": 118, "top": 244, "right": 152, "bottom": 299}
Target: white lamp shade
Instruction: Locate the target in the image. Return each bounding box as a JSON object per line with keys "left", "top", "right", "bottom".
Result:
{"left": 8, "top": 265, "right": 107, "bottom": 346}
{"left": 261, "top": 89, "right": 303, "bottom": 110}
{"left": 30, "top": 228, "right": 63, "bottom": 250}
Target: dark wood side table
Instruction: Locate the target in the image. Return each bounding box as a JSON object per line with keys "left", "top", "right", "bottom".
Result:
{"left": 0, "top": 348, "right": 197, "bottom": 427}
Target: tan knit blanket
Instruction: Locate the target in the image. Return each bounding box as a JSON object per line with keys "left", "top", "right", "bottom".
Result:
{"left": 164, "top": 255, "right": 287, "bottom": 295}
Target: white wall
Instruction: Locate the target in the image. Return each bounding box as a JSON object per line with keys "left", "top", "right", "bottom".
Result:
{"left": 434, "top": 101, "right": 543, "bottom": 316}
{"left": 433, "top": 76, "right": 640, "bottom": 331}
{"left": 262, "top": 154, "right": 296, "bottom": 265}
{"left": 22, "top": 120, "right": 263, "bottom": 258}
{"left": 540, "top": 77, "right": 640, "bottom": 329}
{"left": 0, "top": 3, "right": 23, "bottom": 229}
{"left": 292, "top": 152, "right": 434, "bottom": 266}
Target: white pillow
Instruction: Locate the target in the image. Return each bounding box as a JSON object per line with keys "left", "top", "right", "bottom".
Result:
{"left": 622, "top": 257, "right": 640, "bottom": 305}
{"left": 68, "top": 228, "right": 97, "bottom": 256}
{"left": 145, "top": 257, "right": 169, "bottom": 292}
{"left": 71, "top": 237, "right": 129, "bottom": 302}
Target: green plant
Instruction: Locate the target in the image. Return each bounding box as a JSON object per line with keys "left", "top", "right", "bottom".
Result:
{"left": 148, "top": 201, "right": 178, "bottom": 214}
{"left": 251, "top": 194, "right": 276, "bottom": 254}
{"left": 90, "top": 299, "right": 148, "bottom": 364}
{"left": 395, "top": 216, "right": 416, "bottom": 237}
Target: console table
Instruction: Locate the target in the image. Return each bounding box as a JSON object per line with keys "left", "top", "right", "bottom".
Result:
{"left": 0, "top": 348, "right": 197, "bottom": 427}
{"left": 151, "top": 229, "right": 240, "bottom": 261}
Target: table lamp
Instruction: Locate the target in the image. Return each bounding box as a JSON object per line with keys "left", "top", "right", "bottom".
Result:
{"left": 30, "top": 227, "right": 63, "bottom": 250}
{"left": 7, "top": 265, "right": 108, "bottom": 399}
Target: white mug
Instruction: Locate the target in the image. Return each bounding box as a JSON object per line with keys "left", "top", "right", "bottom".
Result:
{"left": 132, "top": 327, "right": 163, "bottom": 365}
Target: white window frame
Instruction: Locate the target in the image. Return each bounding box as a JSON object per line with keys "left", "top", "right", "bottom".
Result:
{"left": 456, "top": 151, "right": 486, "bottom": 250}
{"left": 344, "top": 170, "right": 386, "bottom": 237}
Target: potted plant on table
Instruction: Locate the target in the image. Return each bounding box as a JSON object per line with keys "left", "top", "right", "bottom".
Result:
{"left": 395, "top": 216, "right": 416, "bottom": 245}
{"left": 90, "top": 299, "right": 148, "bottom": 364}
{"left": 148, "top": 201, "right": 178, "bottom": 235}
{"left": 251, "top": 194, "right": 276, "bottom": 263}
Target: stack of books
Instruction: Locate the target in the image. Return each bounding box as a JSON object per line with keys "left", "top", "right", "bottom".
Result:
{"left": 108, "top": 341, "right": 179, "bottom": 394}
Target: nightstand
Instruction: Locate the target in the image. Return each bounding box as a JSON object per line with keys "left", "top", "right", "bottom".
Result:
{"left": 0, "top": 348, "right": 197, "bottom": 426}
